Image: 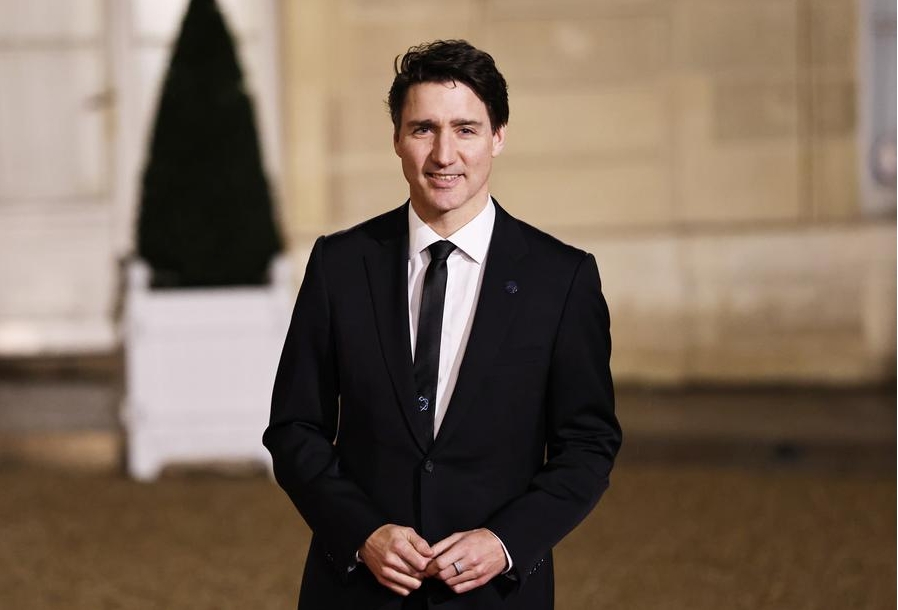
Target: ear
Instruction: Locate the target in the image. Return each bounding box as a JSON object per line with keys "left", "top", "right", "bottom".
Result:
{"left": 393, "top": 130, "right": 401, "bottom": 156}
{"left": 491, "top": 125, "right": 506, "bottom": 158}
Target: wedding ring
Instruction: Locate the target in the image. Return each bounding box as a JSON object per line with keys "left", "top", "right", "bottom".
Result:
{"left": 453, "top": 561, "right": 463, "bottom": 575}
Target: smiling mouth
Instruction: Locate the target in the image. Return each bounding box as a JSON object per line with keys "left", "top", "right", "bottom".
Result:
{"left": 427, "top": 173, "right": 462, "bottom": 185}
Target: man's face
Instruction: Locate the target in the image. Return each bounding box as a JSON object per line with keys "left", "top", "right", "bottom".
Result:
{"left": 394, "top": 81, "right": 506, "bottom": 227}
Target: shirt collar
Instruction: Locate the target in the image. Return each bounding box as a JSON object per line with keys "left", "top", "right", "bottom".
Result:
{"left": 408, "top": 195, "right": 495, "bottom": 264}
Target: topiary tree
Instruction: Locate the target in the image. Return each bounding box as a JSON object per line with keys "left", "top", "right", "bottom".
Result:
{"left": 137, "top": 0, "right": 281, "bottom": 288}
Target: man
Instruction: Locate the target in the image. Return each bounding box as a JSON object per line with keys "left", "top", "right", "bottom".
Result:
{"left": 264, "top": 40, "right": 621, "bottom": 609}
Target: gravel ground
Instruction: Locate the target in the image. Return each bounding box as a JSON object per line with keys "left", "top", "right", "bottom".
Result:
{"left": 1, "top": 460, "right": 892, "bottom": 610}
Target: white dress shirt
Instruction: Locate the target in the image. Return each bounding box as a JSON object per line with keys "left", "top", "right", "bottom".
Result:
{"left": 407, "top": 197, "right": 495, "bottom": 437}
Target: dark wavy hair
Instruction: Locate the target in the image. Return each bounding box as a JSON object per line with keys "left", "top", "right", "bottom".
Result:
{"left": 388, "top": 40, "right": 509, "bottom": 134}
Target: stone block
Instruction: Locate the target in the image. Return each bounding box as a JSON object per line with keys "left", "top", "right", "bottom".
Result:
{"left": 491, "top": 162, "right": 672, "bottom": 229}
{"left": 810, "top": 78, "right": 856, "bottom": 137}
{"left": 283, "top": 87, "right": 330, "bottom": 230}
{"left": 337, "top": 0, "right": 478, "bottom": 25}
{"left": 547, "top": 223, "right": 895, "bottom": 384}
{"left": 0, "top": 0, "right": 102, "bottom": 40}
{"left": 0, "top": 49, "right": 108, "bottom": 200}
{"left": 682, "top": 225, "right": 895, "bottom": 382}
{"left": 673, "top": 76, "right": 801, "bottom": 223}
{"left": 506, "top": 86, "right": 667, "bottom": 158}
{"left": 486, "top": 16, "right": 669, "bottom": 86}
{"left": 713, "top": 79, "right": 798, "bottom": 141}
{"left": 487, "top": 0, "right": 669, "bottom": 20}
{"left": 0, "top": 205, "right": 117, "bottom": 354}
{"left": 673, "top": 0, "right": 798, "bottom": 72}
{"left": 330, "top": 91, "right": 396, "bottom": 156}
{"left": 336, "top": 23, "right": 479, "bottom": 88}
{"left": 810, "top": 136, "right": 860, "bottom": 219}
{"left": 808, "top": 0, "right": 857, "bottom": 69}
{"left": 330, "top": 166, "right": 406, "bottom": 227}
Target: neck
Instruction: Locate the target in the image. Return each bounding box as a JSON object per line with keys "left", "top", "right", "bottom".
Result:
{"left": 411, "top": 196, "right": 489, "bottom": 238}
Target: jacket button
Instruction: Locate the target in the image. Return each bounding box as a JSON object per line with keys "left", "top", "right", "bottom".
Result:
{"left": 423, "top": 460, "right": 434, "bottom": 473}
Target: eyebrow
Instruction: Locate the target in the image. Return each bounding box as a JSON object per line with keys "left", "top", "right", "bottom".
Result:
{"left": 406, "top": 119, "right": 484, "bottom": 129}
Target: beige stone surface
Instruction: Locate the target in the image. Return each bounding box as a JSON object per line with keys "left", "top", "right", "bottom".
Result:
{"left": 810, "top": 78, "right": 856, "bottom": 137}
{"left": 713, "top": 79, "right": 798, "bottom": 141}
{"left": 808, "top": 0, "right": 857, "bottom": 70}
{"left": 330, "top": 92, "right": 396, "bottom": 157}
{"left": 673, "top": 0, "right": 798, "bottom": 72}
{"left": 506, "top": 87, "right": 667, "bottom": 158}
{"left": 335, "top": 22, "right": 480, "bottom": 90}
{"left": 673, "top": 75, "right": 802, "bottom": 223}
{"left": 336, "top": 0, "right": 479, "bottom": 25}
{"left": 486, "top": 16, "right": 669, "bottom": 86}
{"left": 809, "top": 137, "right": 859, "bottom": 219}
{"left": 807, "top": 73, "right": 858, "bottom": 218}
{"left": 492, "top": 162, "right": 672, "bottom": 229}
{"left": 561, "top": 223, "right": 895, "bottom": 384}
{"left": 487, "top": 0, "right": 670, "bottom": 20}
{"left": 330, "top": 166, "right": 406, "bottom": 228}
{"left": 681, "top": 224, "right": 895, "bottom": 383}
{"left": 678, "top": 144, "right": 802, "bottom": 224}
{"left": 281, "top": 0, "right": 333, "bottom": 233}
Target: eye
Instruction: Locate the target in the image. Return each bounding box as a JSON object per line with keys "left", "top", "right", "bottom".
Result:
{"left": 459, "top": 127, "right": 475, "bottom": 135}
{"left": 412, "top": 125, "right": 432, "bottom": 135}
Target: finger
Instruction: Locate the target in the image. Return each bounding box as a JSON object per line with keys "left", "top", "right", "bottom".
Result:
{"left": 443, "top": 558, "right": 481, "bottom": 585}
{"left": 383, "top": 552, "right": 428, "bottom": 580}
{"left": 451, "top": 575, "right": 490, "bottom": 595}
{"left": 379, "top": 567, "right": 423, "bottom": 594}
{"left": 429, "top": 531, "right": 465, "bottom": 558}
{"left": 446, "top": 560, "right": 498, "bottom": 591}
{"left": 424, "top": 551, "right": 456, "bottom": 577}
{"left": 396, "top": 539, "right": 430, "bottom": 573}
{"left": 407, "top": 531, "right": 434, "bottom": 558}
{"left": 432, "top": 553, "right": 470, "bottom": 582}
{"left": 425, "top": 546, "right": 461, "bottom": 579}
{"left": 384, "top": 552, "right": 422, "bottom": 577}
{"left": 378, "top": 577, "right": 411, "bottom": 598}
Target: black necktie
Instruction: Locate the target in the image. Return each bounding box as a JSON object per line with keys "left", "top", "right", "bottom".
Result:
{"left": 414, "top": 240, "right": 456, "bottom": 441}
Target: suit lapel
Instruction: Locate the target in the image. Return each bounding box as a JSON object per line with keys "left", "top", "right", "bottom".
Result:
{"left": 364, "top": 203, "right": 432, "bottom": 453}
{"left": 433, "top": 203, "right": 529, "bottom": 450}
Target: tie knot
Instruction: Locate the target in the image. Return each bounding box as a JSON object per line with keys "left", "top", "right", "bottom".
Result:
{"left": 428, "top": 240, "right": 456, "bottom": 262}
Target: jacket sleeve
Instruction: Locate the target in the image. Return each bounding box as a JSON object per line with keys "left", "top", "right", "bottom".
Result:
{"left": 484, "top": 252, "right": 621, "bottom": 587}
{"left": 263, "top": 236, "right": 386, "bottom": 578}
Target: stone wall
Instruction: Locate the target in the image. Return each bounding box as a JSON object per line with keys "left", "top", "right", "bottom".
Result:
{"left": 278, "top": 0, "right": 895, "bottom": 384}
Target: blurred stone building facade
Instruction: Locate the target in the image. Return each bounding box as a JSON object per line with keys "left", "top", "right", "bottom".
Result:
{"left": 0, "top": 0, "right": 894, "bottom": 385}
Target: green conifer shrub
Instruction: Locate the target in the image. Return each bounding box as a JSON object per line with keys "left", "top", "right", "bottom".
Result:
{"left": 137, "top": 0, "right": 281, "bottom": 288}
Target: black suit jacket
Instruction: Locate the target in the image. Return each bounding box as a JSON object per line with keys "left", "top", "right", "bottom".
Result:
{"left": 264, "top": 201, "right": 621, "bottom": 609}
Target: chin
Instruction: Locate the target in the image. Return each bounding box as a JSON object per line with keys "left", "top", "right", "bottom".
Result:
{"left": 421, "top": 194, "right": 464, "bottom": 214}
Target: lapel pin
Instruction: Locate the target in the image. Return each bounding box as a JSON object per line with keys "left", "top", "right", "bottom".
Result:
{"left": 504, "top": 280, "right": 518, "bottom": 294}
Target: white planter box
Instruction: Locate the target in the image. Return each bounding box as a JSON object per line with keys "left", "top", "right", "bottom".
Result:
{"left": 122, "top": 257, "right": 293, "bottom": 481}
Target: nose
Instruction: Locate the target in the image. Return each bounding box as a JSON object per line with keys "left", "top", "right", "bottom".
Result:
{"left": 430, "top": 131, "right": 456, "bottom": 167}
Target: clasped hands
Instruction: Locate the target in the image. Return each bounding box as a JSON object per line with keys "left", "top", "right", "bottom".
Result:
{"left": 359, "top": 524, "right": 508, "bottom": 597}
